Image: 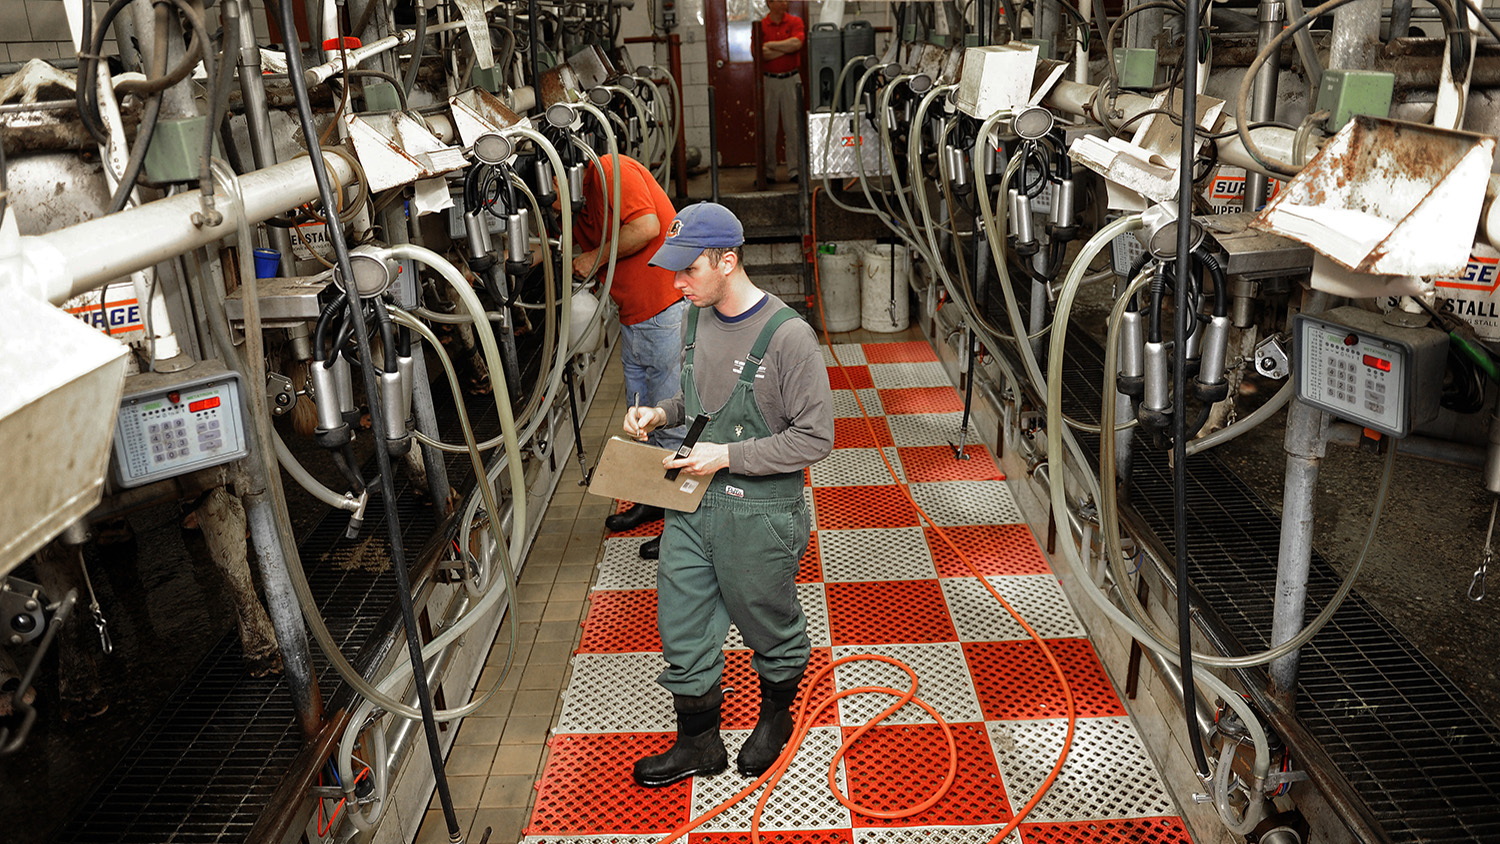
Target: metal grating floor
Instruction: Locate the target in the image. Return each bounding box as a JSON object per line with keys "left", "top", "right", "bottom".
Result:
{"left": 526, "top": 342, "right": 1191, "bottom": 843}
{"left": 47, "top": 359, "right": 518, "bottom": 844}
{"left": 1041, "top": 294, "right": 1500, "bottom": 844}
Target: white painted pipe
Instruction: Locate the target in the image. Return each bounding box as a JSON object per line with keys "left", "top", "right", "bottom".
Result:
{"left": 1041, "top": 79, "right": 1301, "bottom": 179}
{"left": 26, "top": 152, "right": 358, "bottom": 304}
{"left": 301, "top": 18, "right": 471, "bottom": 86}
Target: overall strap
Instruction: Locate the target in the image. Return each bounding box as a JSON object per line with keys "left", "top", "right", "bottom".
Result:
{"left": 739, "top": 308, "right": 799, "bottom": 384}
{"left": 684, "top": 305, "right": 701, "bottom": 366}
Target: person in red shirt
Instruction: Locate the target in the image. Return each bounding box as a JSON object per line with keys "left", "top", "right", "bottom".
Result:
{"left": 760, "top": 0, "right": 805, "bottom": 183}
{"left": 572, "top": 154, "right": 685, "bottom": 558}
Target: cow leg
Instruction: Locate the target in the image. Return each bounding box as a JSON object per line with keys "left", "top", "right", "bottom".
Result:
{"left": 194, "top": 487, "right": 283, "bottom": 676}
{"left": 33, "top": 542, "right": 108, "bottom": 721}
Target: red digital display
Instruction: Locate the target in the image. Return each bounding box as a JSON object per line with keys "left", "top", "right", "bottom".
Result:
{"left": 1363, "top": 354, "right": 1392, "bottom": 372}
{"left": 189, "top": 396, "right": 221, "bottom": 412}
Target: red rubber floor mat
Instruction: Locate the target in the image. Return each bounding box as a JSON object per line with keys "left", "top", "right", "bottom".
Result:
{"left": 526, "top": 341, "right": 1188, "bottom": 843}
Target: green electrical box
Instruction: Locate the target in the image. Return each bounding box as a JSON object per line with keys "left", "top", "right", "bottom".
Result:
{"left": 1315, "top": 69, "right": 1394, "bottom": 132}
{"left": 362, "top": 81, "right": 402, "bottom": 112}
{"left": 470, "top": 64, "right": 505, "bottom": 94}
{"left": 1114, "top": 48, "right": 1157, "bottom": 89}
{"left": 143, "top": 115, "right": 208, "bottom": 184}
{"left": 1021, "top": 38, "right": 1053, "bottom": 61}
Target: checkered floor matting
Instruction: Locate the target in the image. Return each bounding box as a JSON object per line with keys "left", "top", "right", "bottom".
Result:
{"left": 522, "top": 341, "right": 1191, "bottom": 843}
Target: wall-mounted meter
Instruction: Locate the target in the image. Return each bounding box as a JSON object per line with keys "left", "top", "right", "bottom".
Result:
{"left": 111, "top": 361, "right": 249, "bottom": 488}
{"left": 1292, "top": 307, "right": 1447, "bottom": 438}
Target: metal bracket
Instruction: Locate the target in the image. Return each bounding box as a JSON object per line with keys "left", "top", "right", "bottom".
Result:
{"left": 1254, "top": 334, "right": 1291, "bottom": 380}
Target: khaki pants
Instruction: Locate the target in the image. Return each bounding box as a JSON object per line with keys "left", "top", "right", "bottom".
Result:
{"left": 763, "top": 73, "right": 802, "bottom": 178}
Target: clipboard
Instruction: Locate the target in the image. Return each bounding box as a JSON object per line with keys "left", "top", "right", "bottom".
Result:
{"left": 586, "top": 436, "right": 712, "bottom": 513}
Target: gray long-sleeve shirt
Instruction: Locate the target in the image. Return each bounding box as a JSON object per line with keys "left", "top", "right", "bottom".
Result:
{"left": 658, "top": 291, "right": 834, "bottom": 476}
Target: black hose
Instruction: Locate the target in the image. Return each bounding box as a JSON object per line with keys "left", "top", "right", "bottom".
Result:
{"left": 373, "top": 298, "right": 399, "bottom": 374}
{"left": 313, "top": 292, "right": 349, "bottom": 363}
{"left": 1173, "top": 0, "right": 1212, "bottom": 779}
{"left": 400, "top": 5, "right": 427, "bottom": 100}
{"left": 275, "top": 3, "right": 465, "bottom": 836}
{"left": 1193, "top": 246, "right": 1228, "bottom": 319}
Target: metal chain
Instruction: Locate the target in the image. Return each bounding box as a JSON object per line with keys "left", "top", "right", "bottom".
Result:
{"left": 76, "top": 555, "right": 112, "bottom": 654}
{"left": 1470, "top": 499, "right": 1495, "bottom": 602}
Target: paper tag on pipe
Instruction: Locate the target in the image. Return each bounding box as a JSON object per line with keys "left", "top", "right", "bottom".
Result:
{"left": 412, "top": 177, "right": 454, "bottom": 217}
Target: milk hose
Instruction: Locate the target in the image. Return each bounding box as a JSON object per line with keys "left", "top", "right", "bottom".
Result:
{"left": 1048, "top": 216, "right": 1271, "bottom": 831}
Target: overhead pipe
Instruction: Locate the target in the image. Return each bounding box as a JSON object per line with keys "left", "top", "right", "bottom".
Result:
{"left": 1041, "top": 79, "right": 1300, "bottom": 179}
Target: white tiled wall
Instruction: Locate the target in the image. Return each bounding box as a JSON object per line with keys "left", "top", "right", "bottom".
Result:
{"left": 0, "top": 0, "right": 272, "bottom": 65}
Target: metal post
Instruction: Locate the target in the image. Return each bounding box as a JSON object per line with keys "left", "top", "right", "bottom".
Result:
{"left": 1123, "top": 0, "right": 1163, "bottom": 51}
{"left": 235, "top": 3, "right": 295, "bottom": 267}
{"left": 245, "top": 497, "right": 325, "bottom": 739}
{"left": 708, "top": 87, "right": 721, "bottom": 203}
{"left": 1329, "top": 0, "right": 1382, "bottom": 70}
{"left": 388, "top": 203, "right": 455, "bottom": 516}
{"left": 1268, "top": 397, "right": 1330, "bottom": 707}
{"left": 1244, "top": 0, "right": 1283, "bottom": 213}
{"left": 669, "top": 35, "right": 689, "bottom": 200}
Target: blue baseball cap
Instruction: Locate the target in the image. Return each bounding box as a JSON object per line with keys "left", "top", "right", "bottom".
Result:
{"left": 648, "top": 202, "right": 745, "bottom": 272}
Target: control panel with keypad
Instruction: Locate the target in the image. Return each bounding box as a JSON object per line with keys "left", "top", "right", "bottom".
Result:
{"left": 1293, "top": 308, "right": 1447, "bottom": 438}
{"left": 112, "top": 363, "right": 248, "bottom": 488}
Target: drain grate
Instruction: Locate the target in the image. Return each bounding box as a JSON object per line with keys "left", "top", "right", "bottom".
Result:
{"left": 50, "top": 389, "right": 497, "bottom": 843}
{"left": 1047, "top": 312, "right": 1500, "bottom": 843}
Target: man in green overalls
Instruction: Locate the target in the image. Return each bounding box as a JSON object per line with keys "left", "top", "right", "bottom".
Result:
{"left": 621, "top": 202, "right": 834, "bottom": 787}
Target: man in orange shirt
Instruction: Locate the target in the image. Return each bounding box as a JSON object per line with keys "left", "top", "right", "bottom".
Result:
{"left": 760, "top": 0, "right": 805, "bottom": 183}
{"left": 573, "top": 154, "right": 685, "bottom": 558}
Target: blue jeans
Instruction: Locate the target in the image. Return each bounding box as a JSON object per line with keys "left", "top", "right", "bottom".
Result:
{"left": 620, "top": 298, "right": 687, "bottom": 452}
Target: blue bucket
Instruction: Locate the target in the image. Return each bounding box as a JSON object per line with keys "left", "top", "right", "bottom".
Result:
{"left": 253, "top": 248, "right": 282, "bottom": 279}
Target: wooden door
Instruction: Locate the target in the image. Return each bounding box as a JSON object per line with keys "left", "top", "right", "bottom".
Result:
{"left": 705, "top": 1, "right": 808, "bottom": 167}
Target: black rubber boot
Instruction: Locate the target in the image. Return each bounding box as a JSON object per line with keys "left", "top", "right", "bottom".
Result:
{"left": 639, "top": 535, "right": 661, "bottom": 559}
{"left": 606, "top": 502, "right": 665, "bottom": 532}
{"left": 736, "top": 673, "right": 804, "bottom": 776}
{"left": 633, "top": 689, "right": 728, "bottom": 787}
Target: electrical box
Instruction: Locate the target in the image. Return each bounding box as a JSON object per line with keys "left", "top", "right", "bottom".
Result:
{"left": 111, "top": 361, "right": 249, "bottom": 488}
{"left": 1315, "top": 69, "right": 1394, "bottom": 132}
{"left": 1114, "top": 48, "right": 1157, "bottom": 89}
{"left": 143, "top": 116, "right": 209, "bottom": 183}
{"left": 1292, "top": 307, "right": 1448, "bottom": 438}
{"left": 362, "top": 81, "right": 402, "bottom": 111}
{"left": 953, "top": 43, "right": 1037, "bottom": 119}
{"left": 809, "top": 23, "right": 843, "bottom": 111}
